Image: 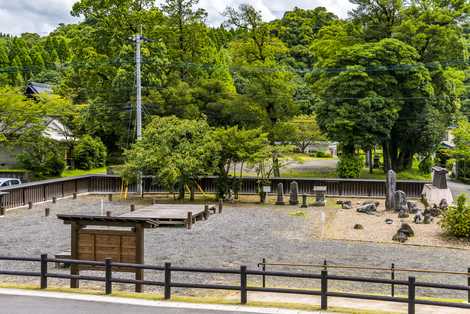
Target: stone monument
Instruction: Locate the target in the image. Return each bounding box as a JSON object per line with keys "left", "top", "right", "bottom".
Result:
{"left": 393, "top": 190, "right": 408, "bottom": 212}
{"left": 289, "top": 181, "right": 299, "bottom": 205}
{"left": 421, "top": 167, "right": 453, "bottom": 207}
{"left": 275, "top": 183, "right": 285, "bottom": 205}
{"left": 313, "top": 186, "right": 327, "bottom": 207}
{"left": 385, "top": 170, "right": 396, "bottom": 211}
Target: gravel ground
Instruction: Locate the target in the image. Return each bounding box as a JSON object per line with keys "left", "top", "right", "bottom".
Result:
{"left": 324, "top": 199, "right": 470, "bottom": 249}
{"left": 0, "top": 195, "right": 470, "bottom": 300}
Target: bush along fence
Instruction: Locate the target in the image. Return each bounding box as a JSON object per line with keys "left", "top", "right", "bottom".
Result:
{"left": 1, "top": 255, "right": 470, "bottom": 314}
{"left": 0, "top": 174, "right": 429, "bottom": 211}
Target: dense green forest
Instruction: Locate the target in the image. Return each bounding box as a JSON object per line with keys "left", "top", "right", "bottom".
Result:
{"left": 0, "top": 0, "right": 469, "bottom": 180}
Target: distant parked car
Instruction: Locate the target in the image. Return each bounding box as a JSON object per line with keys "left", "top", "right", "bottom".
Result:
{"left": 0, "top": 178, "right": 22, "bottom": 187}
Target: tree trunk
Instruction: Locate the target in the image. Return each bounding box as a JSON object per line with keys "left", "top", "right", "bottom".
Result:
{"left": 272, "top": 154, "right": 280, "bottom": 177}
{"left": 178, "top": 178, "right": 185, "bottom": 200}
{"left": 383, "top": 142, "right": 391, "bottom": 172}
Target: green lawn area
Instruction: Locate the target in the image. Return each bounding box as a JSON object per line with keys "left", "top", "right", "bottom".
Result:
{"left": 281, "top": 167, "right": 431, "bottom": 181}
{"left": 62, "top": 167, "right": 107, "bottom": 177}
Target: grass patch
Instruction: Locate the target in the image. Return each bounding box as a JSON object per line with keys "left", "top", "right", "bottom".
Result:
{"left": 62, "top": 167, "right": 107, "bottom": 177}
{"left": 281, "top": 168, "right": 430, "bottom": 181}
{"left": 288, "top": 210, "right": 306, "bottom": 217}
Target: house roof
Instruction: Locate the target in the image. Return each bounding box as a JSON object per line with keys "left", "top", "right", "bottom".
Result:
{"left": 25, "top": 82, "right": 52, "bottom": 95}
{"left": 42, "top": 118, "right": 74, "bottom": 142}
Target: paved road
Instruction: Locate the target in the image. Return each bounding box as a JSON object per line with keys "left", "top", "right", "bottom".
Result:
{"left": 0, "top": 294, "right": 246, "bottom": 314}
{"left": 448, "top": 179, "right": 470, "bottom": 198}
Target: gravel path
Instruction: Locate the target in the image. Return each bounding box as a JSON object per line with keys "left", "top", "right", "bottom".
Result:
{"left": 0, "top": 196, "right": 469, "bottom": 299}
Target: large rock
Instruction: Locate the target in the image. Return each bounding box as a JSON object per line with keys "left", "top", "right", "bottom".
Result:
{"left": 386, "top": 170, "right": 397, "bottom": 211}
{"left": 356, "top": 203, "right": 377, "bottom": 214}
{"left": 289, "top": 181, "right": 299, "bottom": 205}
{"left": 413, "top": 210, "right": 424, "bottom": 224}
{"left": 275, "top": 183, "right": 285, "bottom": 205}
{"left": 439, "top": 199, "right": 449, "bottom": 211}
{"left": 393, "top": 231, "right": 408, "bottom": 243}
{"left": 407, "top": 201, "right": 419, "bottom": 214}
{"left": 399, "top": 223, "right": 414, "bottom": 237}
{"left": 393, "top": 190, "right": 408, "bottom": 212}
{"left": 342, "top": 200, "right": 352, "bottom": 209}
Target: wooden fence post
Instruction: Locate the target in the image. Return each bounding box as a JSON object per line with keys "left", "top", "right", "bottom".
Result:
{"left": 240, "top": 265, "right": 247, "bottom": 304}
{"left": 467, "top": 268, "right": 470, "bottom": 303}
{"left": 40, "top": 254, "right": 48, "bottom": 289}
{"left": 408, "top": 276, "right": 416, "bottom": 314}
{"left": 186, "top": 212, "right": 193, "bottom": 230}
{"left": 105, "top": 258, "right": 112, "bottom": 295}
{"left": 164, "top": 262, "right": 171, "bottom": 300}
{"left": 218, "top": 199, "right": 223, "bottom": 214}
{"left": 391, "top": 263, "right": 395, "bottom": 297}
{"left": 321, "top": 270, "right": 328, "bottom": 310}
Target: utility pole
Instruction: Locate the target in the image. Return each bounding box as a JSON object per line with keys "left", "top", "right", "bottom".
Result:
{"left": 135, "top": 33, "right": 143, "bottom": 141}
{"left": 132, "top": 32, "right": 144, "bottom": 196}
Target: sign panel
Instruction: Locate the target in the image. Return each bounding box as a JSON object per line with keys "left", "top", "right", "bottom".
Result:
{"left": 78, "top": 229, "right": 137, "bottom": 267}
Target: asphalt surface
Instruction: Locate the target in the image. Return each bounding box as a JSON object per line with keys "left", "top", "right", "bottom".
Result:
{"left": 0, "top": 295, "right": 242, "bottom": 314}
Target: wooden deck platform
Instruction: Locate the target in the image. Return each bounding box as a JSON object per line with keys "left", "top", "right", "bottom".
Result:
{"left": 120, "top": 204, "right": 217, "bottom": 228}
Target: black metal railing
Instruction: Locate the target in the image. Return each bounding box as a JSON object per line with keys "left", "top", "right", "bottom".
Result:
{"left": 1, "top": 255, "right": 470, "bottom": 314}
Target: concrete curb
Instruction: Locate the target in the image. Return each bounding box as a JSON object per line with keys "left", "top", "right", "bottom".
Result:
{"left": 0, "top": 288, "right": 320, "bottom": 314}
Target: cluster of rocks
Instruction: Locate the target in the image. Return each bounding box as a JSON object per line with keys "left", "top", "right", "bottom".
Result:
{"left": 392, "top": 223, "right": 415, "bottom": 243}
{"left": 356, "top": 201, "right": 380, "bottom": 214}
{"left": 336, "top": 200, "right": 352, "bottom": 209}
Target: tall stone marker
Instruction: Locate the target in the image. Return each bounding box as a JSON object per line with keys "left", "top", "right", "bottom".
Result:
{"left": 422, "top": 166, "right": 453, "bottom": 207}
{"left": 385, "top": 170, "right": 396, "bottom": 211}
{"left": 275, "top": 183, "right": 285, "bottom": 205}
{"left": 289, "top": 181, "right": 299, "bottom": 205}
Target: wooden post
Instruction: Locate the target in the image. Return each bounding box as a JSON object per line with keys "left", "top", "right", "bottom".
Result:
{"left": 135, "top": 223, "right": 144, "bottom": 293}
{"left": 105, "top": 258, "right": 112, "bottom": 295}
{"left": 45, "top": 208, "right": 50, "bottom": 217}
{"left": 164, "top": 262, "right": 171, "bottom": 299}
{"left": 186, "top": 212, "right": 193, "bottom": 230}
{"left": 408, "top": 277, "right": 416, "bottom": 314}
{"left": 28, "top": 201, "right": 33, "bottom": 209}
{"left": 73, "top": 192, "right": 77, "bottom": 199}
{"left": 106, "top": 211, "right": 111, "bottom": 217}
{"left": 40, "top": 254, "right": 48, "bottom": 289}
{"left": 130, "top": 204, "right": 135, "bottom": 212}
{"left": 70, "top": 222, "right": 80, "bottom": 288}
{"left": 467, "top": 268, "right": 470, "bottom": 303}
{"left": 52, "top": 197, "right": 57, "bottom": 204}
{"left": 321, "top": 270, "right": 328, "bottom": 310}
{"left": 204, "top": 205, "right": 209, "bottom": 220}
{"left": 218, "top": 199, "right": 223, "bottom": 214}
{"left": 240, "top": 265, "right": 247, "bottom": 304}
{"left": 0, "top": 208, "right": 4, "bottom": 216}
{"left": 108, "top": 194, "right": 112, "bottom": 202}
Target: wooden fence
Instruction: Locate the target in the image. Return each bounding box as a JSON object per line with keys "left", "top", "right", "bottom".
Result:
{"left": 0, "top": 175, "right": 429, "bottom": 210}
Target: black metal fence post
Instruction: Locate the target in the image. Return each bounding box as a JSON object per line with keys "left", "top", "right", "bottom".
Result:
{"left": 391, "top": 263, "right": 395, "bottom": 297}
{"left": 240, "top": 265, "right": 247, "bottom": 304}
{"left": 105, "top": 258, "right": 112, "bottom": 295}
{"left": 408, "top": 276, "right": 416, "bottom": 314}
{"left": 40, "top": 254, "right": 48, "bottom": 289}
{"left": 321, "top": 270, "right": 328, "bottom": 310}
{"left": 164, "top": 262, "right": 171, "bottom": 300}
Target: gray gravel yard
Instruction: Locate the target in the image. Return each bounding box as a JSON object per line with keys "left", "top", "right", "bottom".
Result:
{"left": 0, "top": 195, "right": 470, "bottom": 300}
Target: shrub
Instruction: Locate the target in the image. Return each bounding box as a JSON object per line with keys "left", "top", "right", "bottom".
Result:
{"left": 315, "top": 151, "right": 332, "bottom": 158}
{"left": 436, "top": 147, "right": 451, "bottom": 167}
{"left": 336, "top": 154, "right": 363, "bottom": 178}
{"left": 418, "top": 156, "right": 433, "bottom": 174}
{"left": 17, "top": 138, "right": 65, "bottom": 178}
{"left": 73, "top": 135, "right": 107, "bottom": 170}
{"left": 441, "top": 194, "right": 470, "bottom": 238}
